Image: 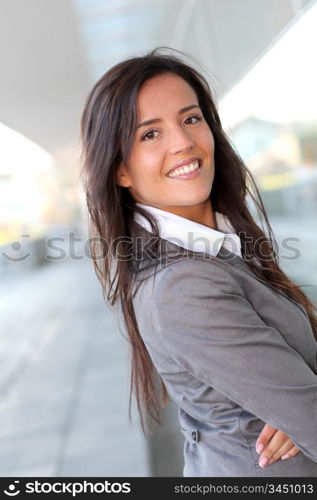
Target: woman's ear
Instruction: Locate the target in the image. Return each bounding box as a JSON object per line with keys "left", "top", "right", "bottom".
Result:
{"left": 116, "top": 164, "right": 132, "bottom": 188}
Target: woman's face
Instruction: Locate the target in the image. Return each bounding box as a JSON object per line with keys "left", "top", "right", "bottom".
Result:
{"left": 116, "top": 73, "right": 215, "bottom": 218}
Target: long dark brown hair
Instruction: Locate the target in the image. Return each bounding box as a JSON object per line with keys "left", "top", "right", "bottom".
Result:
{"left": 80, "top": 47, "right": 317, "bottom": 435}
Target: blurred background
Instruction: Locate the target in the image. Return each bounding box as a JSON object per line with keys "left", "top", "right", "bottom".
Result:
{"left": 0, "top": 0, "right": 316, "bottom": 477}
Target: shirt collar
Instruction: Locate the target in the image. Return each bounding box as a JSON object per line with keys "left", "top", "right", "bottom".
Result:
{"left": 133, "top": 202, "right": 242, "bottom": 258}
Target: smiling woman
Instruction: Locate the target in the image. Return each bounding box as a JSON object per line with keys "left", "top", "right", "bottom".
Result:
{"left": 116, "top": 73, "right": 216, "bottom": 226}
{"left": 80, "top": 47, "right": 317, "bottom": 477}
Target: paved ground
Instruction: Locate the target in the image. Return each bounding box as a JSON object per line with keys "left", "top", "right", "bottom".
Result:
{"left": 0, "top": 255, "right": 151, "bottom": 477}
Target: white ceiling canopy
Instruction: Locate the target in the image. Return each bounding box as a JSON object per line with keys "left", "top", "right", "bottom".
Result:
{"left": 0, "top": 0, "right": 314, "bottom": 164}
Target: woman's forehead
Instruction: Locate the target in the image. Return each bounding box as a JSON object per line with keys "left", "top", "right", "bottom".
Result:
{"left": 136, "top": 74, "right": 198, "bottom": 114}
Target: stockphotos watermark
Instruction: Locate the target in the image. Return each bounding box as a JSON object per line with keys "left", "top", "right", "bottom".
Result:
{"left": 1, "top": 231, "right": 302, "bottom": 264}
{"left": 3, "top": 479, "right": 131, "bottom": 496}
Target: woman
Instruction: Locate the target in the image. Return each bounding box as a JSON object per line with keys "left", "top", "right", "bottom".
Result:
{"left": 80, "top": 48, "right": 317, "bottom": 477}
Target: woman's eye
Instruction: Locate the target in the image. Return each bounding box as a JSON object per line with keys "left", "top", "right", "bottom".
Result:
{"left": 140, "top": 116, "right": 202, "bottom": 141}
{"left": 141, "top": 129, "right": 159, "bottom": 141}
{"left": 184, "top": 115, "right": 202, "bottom": 125}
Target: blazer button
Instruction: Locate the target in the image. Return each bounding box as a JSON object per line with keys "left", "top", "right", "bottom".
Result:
{"left": 191, "top": 430, "right": 200, "bottom": 442}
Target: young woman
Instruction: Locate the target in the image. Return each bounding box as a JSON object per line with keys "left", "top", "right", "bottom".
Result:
{"left": 80, "top": 48, "right": 317, "bottom": 477}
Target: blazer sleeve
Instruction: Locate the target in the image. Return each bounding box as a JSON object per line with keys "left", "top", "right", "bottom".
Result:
{"left": 152, "top": 260, "right": 317, "bottom": 463}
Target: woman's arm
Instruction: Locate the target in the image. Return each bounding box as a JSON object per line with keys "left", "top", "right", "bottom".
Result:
{"left": 152, "top": 260, "right": 317, "bottom": 463}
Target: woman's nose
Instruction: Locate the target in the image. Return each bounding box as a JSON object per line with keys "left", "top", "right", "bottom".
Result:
{"left": 168, "top": 127, "right": 195, "bottom": 154}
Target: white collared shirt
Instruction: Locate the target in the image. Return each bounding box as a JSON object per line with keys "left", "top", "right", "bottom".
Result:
{"left": 133, "top": 202, "right": 242, "bottom": 258}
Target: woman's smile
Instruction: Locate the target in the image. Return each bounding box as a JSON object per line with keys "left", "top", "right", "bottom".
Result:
{"left": 166, "top": 158, "right": 202, "bottom": 179}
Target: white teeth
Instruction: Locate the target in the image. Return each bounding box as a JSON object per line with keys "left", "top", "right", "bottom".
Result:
{"left": 167, "top": 160, "right": 200, "bottom": 177}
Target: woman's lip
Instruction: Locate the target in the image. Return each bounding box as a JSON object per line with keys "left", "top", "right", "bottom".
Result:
{"left": 166, "top": 165, "right": 202, "bottom": 180}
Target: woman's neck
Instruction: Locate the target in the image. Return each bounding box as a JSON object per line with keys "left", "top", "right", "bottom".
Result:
{"left": 156, "top": 200, "right": 217, "bottom": 230}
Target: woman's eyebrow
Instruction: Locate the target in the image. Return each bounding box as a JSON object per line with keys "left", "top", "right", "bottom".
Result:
{"left": 136, "top": 104, "right": 200, "bottom": 130}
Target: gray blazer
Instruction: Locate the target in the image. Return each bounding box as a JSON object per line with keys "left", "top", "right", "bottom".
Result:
{"left": 130, "top": 220, "right": 317, "bottom": 477}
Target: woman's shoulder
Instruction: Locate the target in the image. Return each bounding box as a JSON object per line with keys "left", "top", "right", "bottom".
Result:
{"left": 155, "top": 255, "right": 232, "bottom": 281}
{"left": 156, "top": 256, "right": 242, "bottom": 294}
{"left": 132, "top": 253, "right": 243, "bottom": 306}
